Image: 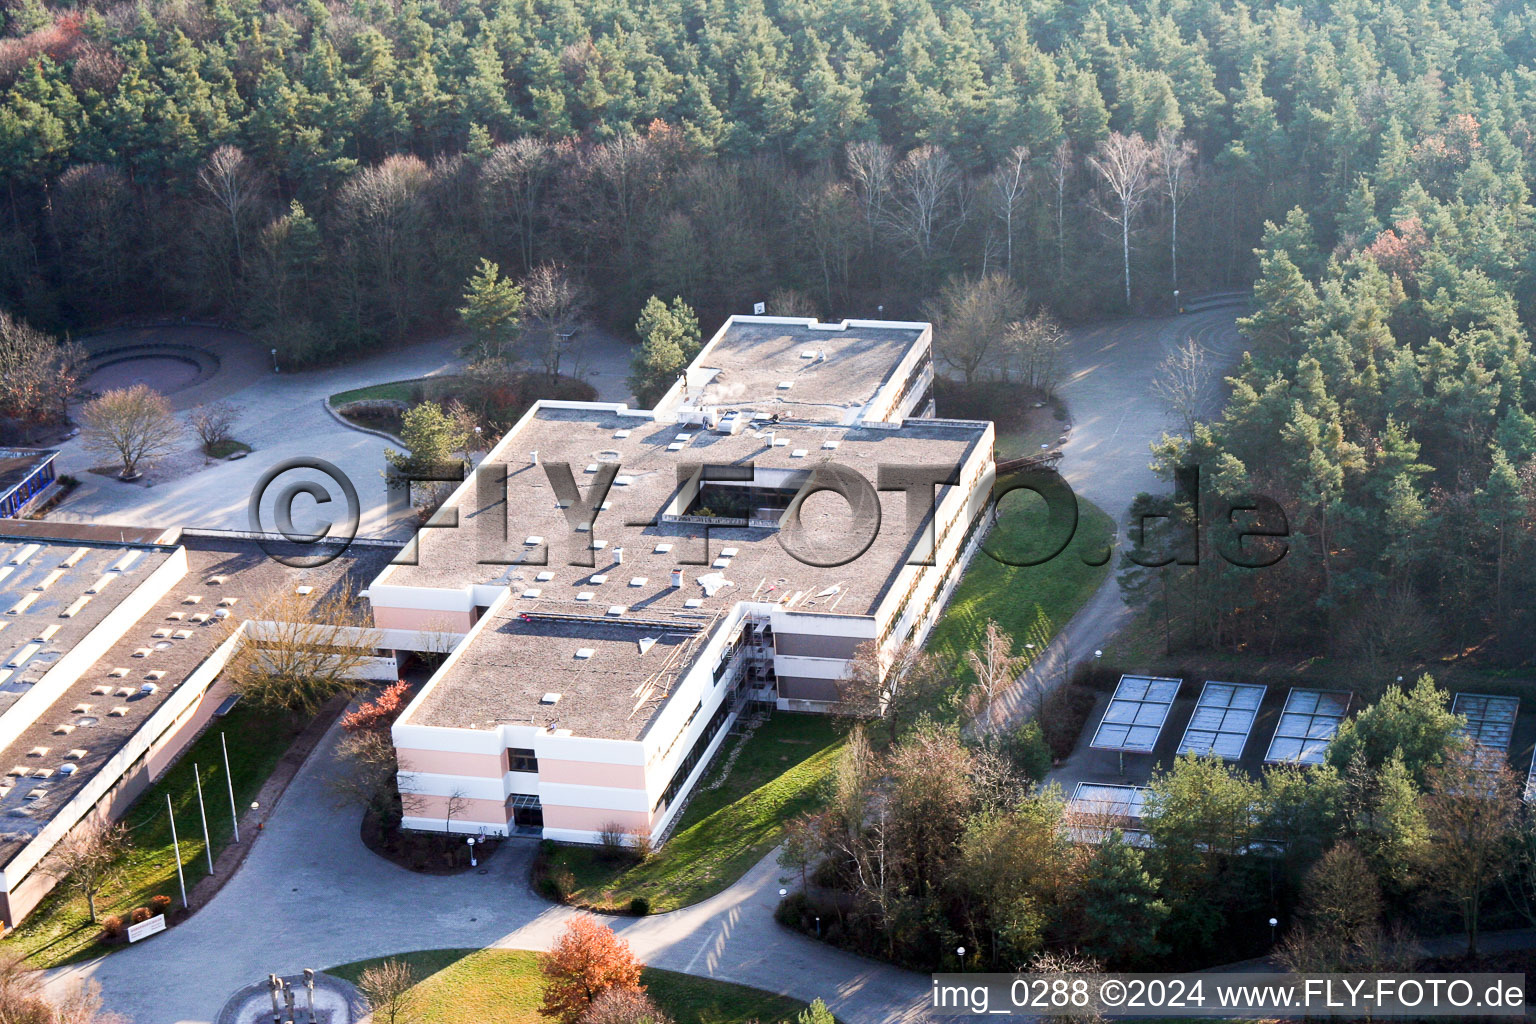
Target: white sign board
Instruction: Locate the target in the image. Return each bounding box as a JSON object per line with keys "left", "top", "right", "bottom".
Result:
{"left": 752, "top": 302, "right": 765, "bottom": 315}
{"left": 127, "top": 914, "right": 166, "bottom": 942}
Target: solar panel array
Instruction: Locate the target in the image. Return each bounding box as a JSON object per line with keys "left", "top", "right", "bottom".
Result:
{"left": 1069, "top": 782, "right": 1148, "bottom": 819}
{"left": 1068, "top": 782, "right": 1152, "bottom": 845}
{"left": 1090, "top": 675, "right": 1180, "bottom": 752}
{"left": 1452, "top": 693, "right": 1518, "bottom": 771}
{"left": 1265, "top": 689, "right": 1350, "bottom": 765}
{"left": 1177, "top": 681, "right": 1266, "bottom": 759}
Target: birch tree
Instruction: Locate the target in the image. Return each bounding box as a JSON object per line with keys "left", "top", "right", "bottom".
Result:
{"left": 1154, "top": 128, "right": 1197, "bottom": 296}
{"left": 1089, "top": 132, "right": 1158, "bottom": 308}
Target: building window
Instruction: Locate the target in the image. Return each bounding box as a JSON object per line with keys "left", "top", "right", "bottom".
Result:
{"left": 508, "top": 748, "right": 538, "bottom": 773}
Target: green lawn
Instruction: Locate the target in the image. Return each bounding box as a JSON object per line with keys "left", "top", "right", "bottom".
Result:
{"left": 327, "top": 948, "right": 812, "bottom": 1024}
{"left": 0, "top": 704, "right": 304, "bottom": 968}
{"left": 545, "top": 715, "right": 843, "bottom": 913}
{"left": 925, "top": 493, "right": 1115, "bottom": 689}
{"left": 329, "top": 376, "right": 446, "bottom": 407}
{"left": 992, "top": 406, "right": 1069, "bottom": 462}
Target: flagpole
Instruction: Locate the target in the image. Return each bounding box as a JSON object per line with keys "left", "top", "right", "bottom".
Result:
{"left": 167, "top": 794, "right": 187, "bottom": 908}
{"left": 221, "top": 733, "right": 239, "bottom": 843}
{"left": 194, "top": 764, "right": 214, "bottom": 873}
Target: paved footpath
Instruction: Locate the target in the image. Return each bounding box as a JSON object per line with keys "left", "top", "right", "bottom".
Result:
{"left": 989, "top": 304, "right": 1248, "bottom": 726}
{"left": 51, "top": 327, "right": 638, "bottom": 540}
{"left": 46, "top": 717, "right": 932, "bottom": 1024}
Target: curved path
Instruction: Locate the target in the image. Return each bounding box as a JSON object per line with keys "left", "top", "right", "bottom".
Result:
{"left": 49, "top": 326, "right": 638, "bottom": 541}
{"left": 990, "top": 302, "right": 1248, "bottom": 725}
{"left": 46, "top": 718, "right": 931, "bottom": 1024}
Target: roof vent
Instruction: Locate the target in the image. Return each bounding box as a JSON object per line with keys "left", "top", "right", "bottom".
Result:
{"left": 140, "top": 683, "right": 158, "bottom": 695}
{"left": 531, "top": 450, "right": 540, "bottom": 465}
{"left": 638, "top": 637, "right": 657, "bottom": 655}
{"left": 670, "top": 569, "right": 683, "bottom": 588}
{"left": 295, "top": 586, "right": 312, "bottom": 596}
{"left": 540, "top": 692, "right": 561, "bottom": 705}
{"left": 213, "top": 608, "right": 230, "bottom": 619}
{"left": 574, "top": 649, "right": 594, "bottom": 659}
{"left": 58, "top": 763, "right": 76, "bottom": 776}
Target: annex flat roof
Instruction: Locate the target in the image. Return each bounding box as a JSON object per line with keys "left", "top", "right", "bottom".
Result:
{"left": 674, "top": 320, "right": 926, "bottom": 424}
{"left": 407, "top": 610, "right": 718, "bottom": 740}
{"left": 1090, "top": 676, "right": 1180, "bottom": 753}
{"left": 1177, "top": 681, "right": 1266, "bottom": 760}
{"left": 380, "top": 407, "right": 987, "bottom": 622}
{"left": 0, "top": 535, "right": 392, "bottom": 864}
{"left": 1264, "top": 688, "right": 1351, "bottom": 765}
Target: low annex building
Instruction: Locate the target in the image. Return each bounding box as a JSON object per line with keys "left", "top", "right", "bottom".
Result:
{"left": 0, "top": 522, "right": 391, "bottom": 927}
{"left": 375, "top": 316, "right": 998, "bottom": 843}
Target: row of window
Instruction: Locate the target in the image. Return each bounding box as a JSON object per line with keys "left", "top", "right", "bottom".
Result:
{"left": 652, "top": 695, "right": 734, "bottom": 816}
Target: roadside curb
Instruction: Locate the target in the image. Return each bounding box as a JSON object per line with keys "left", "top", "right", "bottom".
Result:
{"left": 320, "top": 397, "right": 405, "bottom": 447}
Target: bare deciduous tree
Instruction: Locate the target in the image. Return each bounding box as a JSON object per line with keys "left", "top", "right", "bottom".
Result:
{"left": 835, "top": 640, "right": 946, "bottom": 745}
{"left": 195, "top": 145, "right": 266, "bottom": 267}
{"left": 845, "top": 140, "right": 894, "bottom": 250}
{"left": 0, "top": 312, "right": 85, "bottom": 424}
{"left": 187, "top": 401, "right": 239, "bottom": 455}
{"left": 1047, "top": 140, "right": 1075, "bottom": 281}
{"left": 0, "top": 953, "right": 122, "bottom": 1023}
{"left": 924, "top": 274, "right": 1027, "bottom": 385}
{"left": 81, "top": 384, "right": 182, "bottom": 479}
{"left": 481, "top": 138, "right": 559, "bottom": 272}
{"left": 795, "top": 179, "right": 858, "bottom": 310}
{"left": 1419, "top": 744, "right": 1522, "bottom": 956}
{"left": 1151, "top": 336, "right": 1211, "bottom": 437}
{"left": 223, "top": 586, "right": 381, "bottom": 716}
{"left": 520, "top": 264, "right": 588, "bottom": 380}
{"left": 962, "top": 621, "right": 1027, "bottom": 735}
{"left": 1089, "top": 132, "right": 1159, "bottom": 308}
{"left": 884, "top": 145, "right": 964, "bottom": 269}
{"left": 990, "top": 145, "right": 1031, "bottom": 274}
{"left": 1154, "top": 128, "right": 1197, "bottom": 296}
{"left": 443, "top": 787, "right": 469, "bottom": 834}
{"left": 332, "top": 728, "right": 401, "bottom": 818}
{"left": 1005, "top": 310, "right": 1068, "bottom": 394}
{"left": 39, "top": 817, "right": 127, "bottom": 924}
{"left": 358, "top": 958, "right": 419, "bottom": 1024}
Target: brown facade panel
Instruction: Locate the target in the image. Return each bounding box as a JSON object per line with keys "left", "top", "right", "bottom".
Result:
{"left": 778, "top": 675, "right": 841, "bottom": 702}
{"left": 773, "top": 632, "right": 861, "bottom": 660}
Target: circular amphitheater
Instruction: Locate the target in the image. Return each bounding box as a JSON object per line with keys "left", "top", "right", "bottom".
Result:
{"left": 82, "top": 341, "right": 221, "bottom": 397}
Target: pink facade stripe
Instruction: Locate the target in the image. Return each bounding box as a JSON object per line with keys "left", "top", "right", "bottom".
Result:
{"left": 396, "top": 747, "right": 505, "bottom": 778}
{"left": 537, "top": 759, "right": 647, "bottom": 789}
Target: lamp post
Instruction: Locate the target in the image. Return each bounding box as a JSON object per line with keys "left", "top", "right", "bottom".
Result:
{"left": 778, "top": 888, "right": 787, "bottom": 899}
{"left": 957, "top": 946, "right": 966, "bottom": 971}
{"left": 1268, "top": 917, "right": 1278, "bottom": 944}
{"left": 815, "top": 915, "right": 821, "bottom": 937}
{"left": 1173, "top": 288, "right": 1180, "bottom": 314}
{"left": 270, "top": 348, "right": 279, "bottom": 373}
{"left": 466, "top": 836, "right": 477, "bottom": 867}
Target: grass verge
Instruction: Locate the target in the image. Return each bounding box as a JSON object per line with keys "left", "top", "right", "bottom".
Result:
{"left": 204, "top": 439, "right": 252, "bottom": 459}
{"left": 329, "top": 377, "right": 442, "bottom": 407}
{"left": 925, "top": 494, "right": 1115, "bottom": 692}
{"left": 0, "top": 704, "right": 304, "bottom": 968}
{"left": 327, "top": 948, "right": 812, "bottom": 1024}
{"left": 542, "top": 715, "right": 843, "bottom": 913}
